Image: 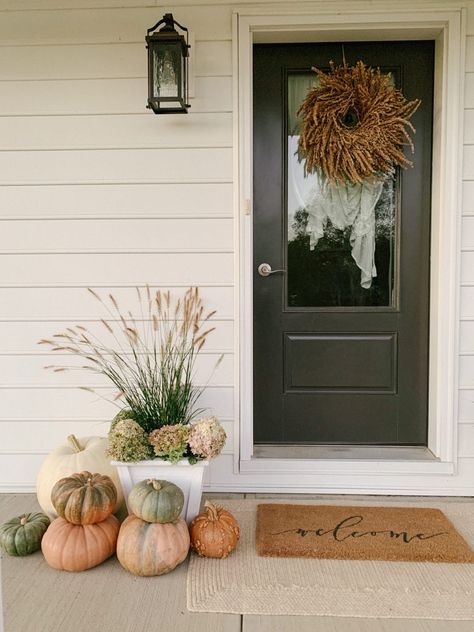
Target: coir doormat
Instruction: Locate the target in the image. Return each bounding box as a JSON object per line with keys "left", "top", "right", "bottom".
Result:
{"left": 256, "top": 504, "right": 474, "bottom": 563}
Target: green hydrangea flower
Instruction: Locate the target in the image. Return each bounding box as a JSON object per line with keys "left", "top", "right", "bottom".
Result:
{"left": 148, "top": 425, "right": 191, "bottom": 463}
{"left": 107, "top": 418, "right": 154, "bottom": 462}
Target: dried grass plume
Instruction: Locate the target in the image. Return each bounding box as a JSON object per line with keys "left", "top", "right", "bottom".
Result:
{"left": 298, "top": 60, "right": 421, "bottom": 184}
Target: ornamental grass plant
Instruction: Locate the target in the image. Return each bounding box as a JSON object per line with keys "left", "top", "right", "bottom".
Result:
{"left": 39, "top": 287, "right": 226, "bottom": 463}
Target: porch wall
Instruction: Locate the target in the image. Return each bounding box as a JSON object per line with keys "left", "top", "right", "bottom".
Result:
{"left": 1, "top": 0, "right": 474, "bottom": 493}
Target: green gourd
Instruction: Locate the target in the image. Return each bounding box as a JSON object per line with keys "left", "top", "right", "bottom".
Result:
{"left": 128, "top": 479, "right": 184, "bottom": 523}
{"left": 0, "top": 512, "right": 50, "bottom": 556}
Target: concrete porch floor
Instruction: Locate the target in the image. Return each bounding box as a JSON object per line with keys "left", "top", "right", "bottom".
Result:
{"left": 1, "top": 492, "right": 474, "bottom": 632}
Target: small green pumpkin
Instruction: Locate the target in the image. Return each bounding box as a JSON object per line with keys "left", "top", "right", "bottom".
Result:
{"left": 128, "top": 479, "right": 184, "bottom": 523}
{"left": 0, "top": 512, "right": 50, "bottom": 556}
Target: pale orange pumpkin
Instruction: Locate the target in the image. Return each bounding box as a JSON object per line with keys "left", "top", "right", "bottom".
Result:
{"left": 117, "top": 514, "right": 189, "bottom": 576}
{"left": 190, "top": 501, "right": 240, "bottom": 558}
{"left": 41, "top": 515, "right": 119, "bottom": 571}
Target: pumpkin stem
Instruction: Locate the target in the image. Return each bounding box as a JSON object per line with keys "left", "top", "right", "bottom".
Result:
{"left": 204, "top": 500, "right": 219, "bottom": 521}
{"left": 20, "top": 515, "right": 28, "bottom": 526}
{"left": 149, "top": 479, "right": 162, "bottom": 491}
{"left": 67, "top": 435, "right": 83, "bottom": 453}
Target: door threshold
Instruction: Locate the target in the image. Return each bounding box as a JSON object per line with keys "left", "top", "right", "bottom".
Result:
{"left": 253, "top": 444, "right": 438, "bottom": 461}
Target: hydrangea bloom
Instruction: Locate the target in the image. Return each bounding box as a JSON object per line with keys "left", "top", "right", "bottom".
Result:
{"left": 107, "top": 418, "right": 154, "bottom": 462}
{"left": 188, "top": 416, "right": 226, "bottom": 460}
{"left": 148, "top": 424, "right": 190, "bottom": 463}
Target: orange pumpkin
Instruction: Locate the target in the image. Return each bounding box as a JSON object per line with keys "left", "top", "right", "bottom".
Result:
{"left": 190, "top": 501, "right": 240, "bottom": 558}
{"left": 51, "top": 471, "right": 117, "bottom": 525}
{"left": 41, "top": 515, "right": 119, "bottom": 571}
{"left": 117, "top": 514, "right": 189, "bottom": 576}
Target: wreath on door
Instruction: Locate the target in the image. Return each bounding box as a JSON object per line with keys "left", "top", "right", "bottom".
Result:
{"left": 295, "top": 60, "right": 421, "bottom": 290}
{"left": 297, "top": 60, "right": 421, "bottom": 183}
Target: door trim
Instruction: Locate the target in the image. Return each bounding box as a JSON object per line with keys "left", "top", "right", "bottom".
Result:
{"left": 234, "top": 4, "right": 465, "bottom": 480}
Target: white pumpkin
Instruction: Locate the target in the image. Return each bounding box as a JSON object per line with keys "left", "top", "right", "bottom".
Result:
{"left": 36, "top": 435, "right": 124, "bottom": 519}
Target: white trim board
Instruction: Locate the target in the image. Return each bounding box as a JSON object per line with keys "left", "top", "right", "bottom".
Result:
{"left": 235, "top": 4, "right": 465, "bottom": 490}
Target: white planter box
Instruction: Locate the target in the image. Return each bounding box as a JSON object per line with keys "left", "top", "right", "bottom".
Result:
{"left": 111, "top": 459, "right": 209, "bottom": 523}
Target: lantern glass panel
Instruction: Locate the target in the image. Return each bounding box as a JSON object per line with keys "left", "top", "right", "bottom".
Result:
{"left": 152, "top": 42, "right": 181, "bottom": 100}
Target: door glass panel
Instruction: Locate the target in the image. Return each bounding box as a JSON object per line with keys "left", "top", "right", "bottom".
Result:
{"left": 287, "top": 71, "right": 398, "bottom": 308}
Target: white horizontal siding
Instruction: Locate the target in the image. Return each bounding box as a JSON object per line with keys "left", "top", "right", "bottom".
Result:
{"left": 0, "top": 354, "right": 233, "bottom": 387}
{"left": 0, "top": 148, "right": 232, "bottom": 184}
{"left": 1, "top": 0, "right": 474, "bottom": 494}
{"left": 0, "top": 5, "right": 232, "bottom": 45}
{"left": 0, "top": 41, "right": 231, "bottom": 80}
{"left": 0, "top": 0, "right": 235, "bottom": 488}
{"left": 0, "top": 218, "right": 233, "bottom": 251}
{"left": 0, "top": 286, "right": 234, "bottom": 320}
{"left": 0, "top": 77, "right": 232, "bottom": 116}
{"left": 0, "top": 113, "right": 232, "bottom": 150}
{"left": 0, "top": 386, "right": 234, "bottom": 420}
{"left": 1, "top": 183, "right": 233, "bottom": 219}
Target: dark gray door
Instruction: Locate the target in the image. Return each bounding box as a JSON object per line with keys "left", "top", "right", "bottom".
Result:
{"left": 253, "top": 41, "right": 434, "bottom": 445}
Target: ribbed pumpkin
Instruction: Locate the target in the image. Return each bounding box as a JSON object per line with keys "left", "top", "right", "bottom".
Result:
{"left": 190, "top": 501, "right": 240, "bottom": 558}
{"left": 116, "top": 515, "right": 189, "bottom": 576}
{"left": 41, "top": 515, "right": 119, "bottom": 571}
{"left": 36, "top": 435, "right": 124, "bottom": 519}
{"left": 0, "top": 512, "right": 50, "bottom": 556}
{"left": 51, "top": 471, "right": 117, "bottom": 525}
{"left": 128, "top": 479, "right": 184, "bottom": 523}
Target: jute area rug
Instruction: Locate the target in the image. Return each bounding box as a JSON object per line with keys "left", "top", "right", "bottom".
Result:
{"left": 187, "top": 498, "right": 474, "bottom": 619}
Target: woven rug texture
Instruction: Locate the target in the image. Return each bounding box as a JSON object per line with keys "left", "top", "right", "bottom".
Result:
{"left": 187, "top": 498, "right": 474, "bottom": 619}
{"left": 256, "top": 503, "right": 474, "bottom": 562}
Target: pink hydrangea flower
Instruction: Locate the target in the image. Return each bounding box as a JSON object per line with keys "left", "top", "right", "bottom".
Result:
{"left": 188, "top": 416, "right": 226, "bottom": 460}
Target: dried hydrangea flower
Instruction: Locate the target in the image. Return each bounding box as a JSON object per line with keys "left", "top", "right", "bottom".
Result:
{"left": 107, "top": 418, "right": 154, "bottom": 462}
{"left": 148, "top": 424, "right": 191, "bottom": 463}
{"left": 188, "top": 416, "right": 226, "bottom": 460}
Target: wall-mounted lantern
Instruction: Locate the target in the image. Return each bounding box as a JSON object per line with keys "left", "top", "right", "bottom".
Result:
{"left": 146, "top": 13, "right": 191, "bottom": 114}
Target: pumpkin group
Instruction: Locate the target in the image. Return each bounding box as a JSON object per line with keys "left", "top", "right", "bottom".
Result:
{"left": 42, "top": 471, "right": 120, "bottom": 571}
{"left": 0, "top": 512, "right": 50, "bottom": 556}
{"left": 190, "top": 501, "right": 240, "bottom": 559}
{"left": 36, "top": 435, "right": 124, "bottom": 519}
{"left": 116, "top": 478, "right": 190, "bottom": 576}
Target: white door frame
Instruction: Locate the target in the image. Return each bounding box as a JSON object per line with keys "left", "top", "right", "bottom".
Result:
{"left": 234, "top": 3, "right": 465, "bottom": 487}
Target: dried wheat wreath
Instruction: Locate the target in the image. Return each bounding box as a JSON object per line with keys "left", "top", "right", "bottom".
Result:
{"left": 298, "top": 61, "right": 421, "bottom": 184}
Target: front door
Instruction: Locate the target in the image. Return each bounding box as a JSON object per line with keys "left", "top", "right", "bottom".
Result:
{"left": 253, "top": 41, "right": 434, "bottom": 445}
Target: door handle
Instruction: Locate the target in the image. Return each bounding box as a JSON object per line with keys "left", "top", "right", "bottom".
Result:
{"left": 258, "top": 263, "right": 286, "bottom": 277}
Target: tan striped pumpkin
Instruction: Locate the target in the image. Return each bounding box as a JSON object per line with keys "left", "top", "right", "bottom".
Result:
{"left": 51, "top": 471, "right": 117, "bottom": 525}
{"left": 116, "top": 514, "right": 190, "bottom": 576}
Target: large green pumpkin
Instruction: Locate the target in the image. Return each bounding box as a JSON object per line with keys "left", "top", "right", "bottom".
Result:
{"left": 128, "top": 479, "right": 184, "bottom": 523}
{"left": 0, "top": 512, "right": 50, "bottom": 556}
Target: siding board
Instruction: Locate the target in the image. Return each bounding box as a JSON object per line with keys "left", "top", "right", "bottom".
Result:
{"left": 0, "top": 148, "right": 232, "bottom": 184}
{"left": 0, "top": 253, "right": 233, "bottom": 284}
{"left": 1, "top": 386, "right": 234, "bottom": 419}
{"left": 0, "top": 320, "right": 234, "bottom": 353}
{"left": 0, "top": 354, "right": 234, "bottom": 387}
{"left": 0, "top": 76, "right": 232, "bottom": 116}
{"left": 0, "top": 286, "right": 234, "bottom": 320}
{"left": 0, "top": 113, "right": 232, "bottom": 150}
{"left": 0, "top": 218, "right": 233, "bottom": 251}
{"left": 1, "top": 182, "right": 233, "bottom": 218}
{"left": 0, "top": 6, "right": 232, "bottom": 45}
{"left": 0, "top": 41, "right": 231, "bottom": 80}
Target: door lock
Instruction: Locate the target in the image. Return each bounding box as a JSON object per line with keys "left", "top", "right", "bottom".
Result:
{"left": 258, "top": 263, "right": 286, "bottom": 277}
